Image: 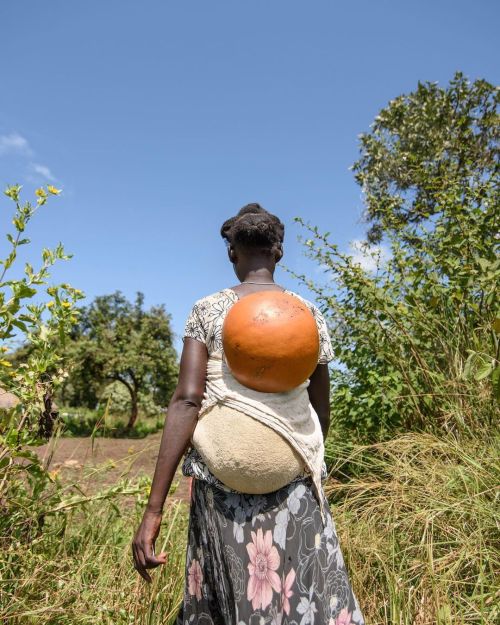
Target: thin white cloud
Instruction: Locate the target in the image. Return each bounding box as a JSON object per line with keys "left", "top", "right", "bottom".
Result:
{"left": 0, "top": 132, "right": 33, "bottom": 157}
{"left": 349, "top": 239, "right": 391, "bottom": 272}
{"left": 0, "top": 131, "right": 59, "bottom": 183}
{"left": 31, "top": 163, "right": 56, "bottom": 182}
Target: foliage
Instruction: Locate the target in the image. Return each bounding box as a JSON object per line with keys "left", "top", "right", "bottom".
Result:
{"left": 0, "top": 477, "right": 188, "bottom": 624}
{"left": 62, "top": 291, "right": 178, "bottom": 429}
{"left": 353, "top": 72, "right": 499, "bottom": 245}
{"left": 293, "top": 73, "right": 499, "bottom": 441}
{"left": 325, "top": 432, "right": 499, "bottom": 625}
{"left": 100, "top": 381, "right": 165, "bottom": 419}
{"left": 0, "top": 189, "right": 176, "bottom": 623}
{"left": 0, "top": 185, "right": 89, "bottom": 543}
{"left": 0, "top": 185, "right": 84, "bottom": 436}
{"left": 59, "top": 404, "right": 164, "bottom": 438}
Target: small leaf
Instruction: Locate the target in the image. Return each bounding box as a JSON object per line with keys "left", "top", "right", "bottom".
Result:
{"left": 475, "top": 360, "right": 494, "bottom": 381}
{"left": 492, "top": 366, "right": 500, "bottom": 403}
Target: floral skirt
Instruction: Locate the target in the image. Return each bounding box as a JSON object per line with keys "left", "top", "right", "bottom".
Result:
{"left": 175, "top": 447, "right": 364, "bottom": 625}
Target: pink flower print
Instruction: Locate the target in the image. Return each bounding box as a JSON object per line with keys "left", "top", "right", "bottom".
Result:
{"left": 336, "top": 608, "right": 353, "bottom": 625}
{"left": 281, "top": 567, "right": 296, "bottom": 615}
{"left": 246, "top": 527, "right": 282, "bottom": 610}
{"left": 187, "top": 558, "right": 203, "bottom": 601}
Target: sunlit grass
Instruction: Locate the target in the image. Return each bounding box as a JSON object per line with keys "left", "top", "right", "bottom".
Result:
{"left": 1, "top": 488, "right": 189, "bottom": 625}
{"left": 2, "top": 429, "right": 498, "bottom": 624}
{"left": 326, "top": 432, "right": 500, "bottom": 625}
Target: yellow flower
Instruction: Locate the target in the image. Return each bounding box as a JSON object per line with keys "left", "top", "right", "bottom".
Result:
{"left": 47, "top": 185, "right": 61, "bottom": 195}
{"left": 0, "top": 360, "right": 12, "bottom": 367}
{"left": 46, "top": 301, "right": 55, "bottom": 308}
{"left": 62, "top": 301, "right": 71, "bottom": 308}
{"left": 35, "top": 188, "right": 47, "bottom": 198}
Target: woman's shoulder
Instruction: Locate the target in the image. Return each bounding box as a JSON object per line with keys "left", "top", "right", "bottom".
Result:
{"left": 193, "top": 288, "right": 231, "bottom": 303}
{"left": 189, "top": 289, "right": 232, "bottom": 313}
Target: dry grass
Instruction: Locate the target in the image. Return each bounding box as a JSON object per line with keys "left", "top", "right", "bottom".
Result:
{"left": 2, "top": 431, "right": 498, "bottom": 624}
{"left": 0, "top": 483, "right": 189, "bottom": 625}
{"left": 325, "top": 432, "right": 500, "bottom": 625}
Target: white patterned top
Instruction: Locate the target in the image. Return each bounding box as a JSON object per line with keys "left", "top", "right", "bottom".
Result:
{"left": 183, "top": 288, "right": 334, "bottom": 364}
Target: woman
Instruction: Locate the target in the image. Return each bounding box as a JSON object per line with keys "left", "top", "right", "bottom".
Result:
{"left": 132, "top": 204, "right": 364, "bottom": 625}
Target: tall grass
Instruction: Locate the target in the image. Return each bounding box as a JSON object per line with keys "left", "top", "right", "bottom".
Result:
{"left": 1, "top": 487, "right": 189, "bottom": 624}
{"left": 3, "top": 430, "right": 498, "bottom": 624}
{"left": 325, "top": 432, "right": 499, "bottom": 625}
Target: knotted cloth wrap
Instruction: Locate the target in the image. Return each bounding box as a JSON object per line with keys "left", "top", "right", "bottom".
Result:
{"left": 191, "top": 352, "right": 328, "bottom": 526}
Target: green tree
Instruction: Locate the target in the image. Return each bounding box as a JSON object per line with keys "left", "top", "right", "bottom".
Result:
{"left": 65, "top": 291, "right": 178, "bottom": 429}
{"left": 294, "top": 73, "right": 499, "bottom": 442}
{"left": 353, "top": 72, "right": 498, "bottom": 244}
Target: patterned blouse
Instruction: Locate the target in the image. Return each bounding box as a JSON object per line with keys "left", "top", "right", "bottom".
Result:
{"left": 183, "top": 287, "right": 334, "bottom": 363}
{"left": 181, "top": 287, "right": 334, "bottom": 490}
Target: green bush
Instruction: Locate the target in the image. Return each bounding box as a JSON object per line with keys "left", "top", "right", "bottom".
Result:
{"left": 293, "top": 74, "right": 499, "bottom": 443}
{"left": 59, "top": 404, "right": 164, "bottom": 438}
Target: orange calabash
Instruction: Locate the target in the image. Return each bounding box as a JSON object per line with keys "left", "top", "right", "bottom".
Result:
{"left": 222, "top": 291, "right": 320, "bottom": 392}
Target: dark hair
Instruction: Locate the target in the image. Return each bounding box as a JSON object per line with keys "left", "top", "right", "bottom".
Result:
{"left": 220, "top": 203, "right": 284, "bottom": 254}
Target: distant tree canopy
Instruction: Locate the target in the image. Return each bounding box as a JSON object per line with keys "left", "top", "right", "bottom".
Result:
{"left": 63, "top": 291, "right": 178, "bottom": 429}
{"left": 353, "top": 72, "right": 498, "bottom": 244}
{"left": 295, "top": 73, "right": 499, "bottom": 442}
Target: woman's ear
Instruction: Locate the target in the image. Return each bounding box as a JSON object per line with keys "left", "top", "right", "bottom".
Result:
{"left": 228, "top": 245, "right": 237, "bottom": 264}
{"left": 275, "top": 245, "right": 283, "bottom": 263}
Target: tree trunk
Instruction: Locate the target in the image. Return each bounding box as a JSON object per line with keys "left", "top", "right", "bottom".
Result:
{"left": 126, "top": 389, "right": 138, "bottom": 430}
{"left": 110, "top": 374, "right": 139, "bottom": 430}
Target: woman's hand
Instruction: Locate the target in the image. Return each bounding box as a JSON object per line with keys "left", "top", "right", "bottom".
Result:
{"left": 132, "top": 509, "right": 168, "bottom": 582}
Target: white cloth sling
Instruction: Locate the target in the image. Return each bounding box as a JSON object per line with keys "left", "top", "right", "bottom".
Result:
{"left": 192, "top": 351, "right": 328, "bottom": 526}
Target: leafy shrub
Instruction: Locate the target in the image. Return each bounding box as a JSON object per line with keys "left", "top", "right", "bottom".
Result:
{"left": 0, "top": 185, "right": 88, "bottom": 545}
{"left": 59, "top": 404, "right": 164, "bottom": 438}
{"left": 293, "top": 74, "right": 499, "bottom": 442}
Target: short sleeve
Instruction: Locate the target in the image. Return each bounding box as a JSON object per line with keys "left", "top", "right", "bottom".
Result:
{"left": 310, "top": 305, "right": 334, "bottom": 364}
{"left": 183, "top": 301, "right": 207, "bottom": 345}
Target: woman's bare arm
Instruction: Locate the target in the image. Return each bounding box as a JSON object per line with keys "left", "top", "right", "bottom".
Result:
{"left": 307, "top": 363, "right": 331, "bottom": 440}
{"left": 145, "top": 338, "right": 208, "bottom": 513}
{"left": 132, "top": 338, "right": 207, "bottom": 582}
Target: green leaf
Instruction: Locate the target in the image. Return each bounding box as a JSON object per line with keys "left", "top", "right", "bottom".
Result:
{"left": 492, "top": 366, "right": 500, "bottom": 403}
{"left": 475, "top": 360, "right": 494, "bottom": 381}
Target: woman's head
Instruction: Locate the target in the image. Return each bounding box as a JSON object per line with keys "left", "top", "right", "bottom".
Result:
{"left": 220, "top": 204, "right": 285, "bottom": 268}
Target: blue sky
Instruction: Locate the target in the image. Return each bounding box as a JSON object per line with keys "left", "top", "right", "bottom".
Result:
{"left": 1, "top": 1, "right": 498, "bottom": 352}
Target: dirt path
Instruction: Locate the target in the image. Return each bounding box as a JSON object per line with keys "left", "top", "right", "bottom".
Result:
{"left": 31, "top": 432, "right": 192, "bottom": 506}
